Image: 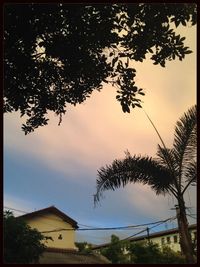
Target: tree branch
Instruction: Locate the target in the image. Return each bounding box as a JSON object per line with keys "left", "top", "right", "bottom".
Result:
{"left": 32, "top": 52, "right": 46, "bottom": 59}
{"left": 181, "top": 178, "right": 196, "bottom": 196}
{"left": 168, "top": 185, "right": 178, "bottom": 199}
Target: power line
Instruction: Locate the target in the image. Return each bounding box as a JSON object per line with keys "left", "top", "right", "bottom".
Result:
{"left": 4, "top": 206, "right": 90, "bottom": 228}
{"left": 89, "top": 217, "right": 178, "bottom": 248}
{"left": 3, "top": 206, "right": 72, "bottom": 228}
{"left": 4, "top": 206, "right": 176, "bottom": 233}
{"left": 187, "top": 214, "right": 197, "bottom": 220}
{"left": 3, "top": 206, "right": 104, "bottom": 229}
{"left": 120, "top": 216, "right": 177, "bottom": 242}
{"left": 40, "top": 216, "right": 177, "bottom": 234}
{"left": 4, "top": 206, "right": 28, "bottom": 214}
{"left": 78, "top": 223, "right": 100, "bottom": 228}
{"left": 4, "top": 205, "right": 178, "bottom": 245}
{"left": 121, "top": 229, "right": 147, "bottom": 241}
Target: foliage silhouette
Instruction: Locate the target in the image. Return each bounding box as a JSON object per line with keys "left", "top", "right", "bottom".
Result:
{"left": 100, "top": 234, "right": 129, "bottom": 264}
{"left": 75, "top": 242, "right": 93, "bottom": 254}
{"left": 94, "top": 105, "right": 196, "bottom": 263}
{"left": 4, "top": 3, "right": 196, "bottom": 134}
{"left": 3, "top": 211, "right": 48, "bottom": 263}
{"left": 100, "top": 236, "right": 187, "bottom": 264}
{"left": 128, "top": 241, "right": 187, "bottom": 264}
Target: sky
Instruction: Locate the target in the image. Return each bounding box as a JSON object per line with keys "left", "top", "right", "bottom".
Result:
{"left": 3, "top": 24, "right": 196, "bottom": 245}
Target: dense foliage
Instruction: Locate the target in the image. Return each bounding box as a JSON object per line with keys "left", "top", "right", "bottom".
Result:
{"left": 4, "top": 3, "right": 196, "bottom": 133}
{"left": 100, "top": 235, "right": 187, "bottom": 264}
{"left": 3, "top": 211, "right": 47, "bottom": 264}
{"left": 75, "top": 242, "right": 93, "bottom": 254}
{"left": 100, "top": 235, "right": 130, "bottom": 264}
{"left": 128, "top": 241, "right": 186, "bottom": 264}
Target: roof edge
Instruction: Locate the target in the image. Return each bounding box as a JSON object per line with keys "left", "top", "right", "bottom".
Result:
{"left": 18, "top": 206, "right": 78, "bottom": 229}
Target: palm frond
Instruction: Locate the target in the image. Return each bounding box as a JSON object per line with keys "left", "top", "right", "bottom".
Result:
{"left": 185, "top": 161, "right": 197, "bottom": 183}
{"left": 156, "top": 145, "right": 179, "bottom": 187}
{"left": 94, "top": 154, "right": 174, "bottom": 205}
{"left": 182, "top": 161, "right": 197, "bottom": 195}
{"left": 173, "top": 105, "right": 197, "bottom": 182}
{"left": 156, "top": 145, "right": 176, "bottom": 170}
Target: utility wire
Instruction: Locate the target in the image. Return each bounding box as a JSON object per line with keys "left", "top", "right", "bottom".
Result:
{"left": 4, "top": 205, "right": 178, "bottom": 245}
{"left": 187, "top": 214, "right": 197, "bottom": 220}
{"left": 4, "top": 206, "right": 73, "bottom": 228}
{"left": 119, "top": 216, "right": 177, "bottom": 242}
{"left": 4, "top": 206, "right": 176, "bottom": 233}
{"left": 92, "top": 216, "right": 177, "bottom": 247}
{"left": 120, "top": 229, "right": 147, "bottom": 241}
{"left": 40, "top": 216, "right": 177, "bottom": 234}
{"left": 4, "top": 206, "right": 143, "bottom": 231}
{"left": 4, "top": 206, "right": 99, "bottom": 228}
{"left": 4, "top": 206, "right": 28, "bottom": 214}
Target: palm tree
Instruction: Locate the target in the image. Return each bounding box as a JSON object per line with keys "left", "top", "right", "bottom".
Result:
{"left": 94, "top": 105, "right": 196, "bottom": 264}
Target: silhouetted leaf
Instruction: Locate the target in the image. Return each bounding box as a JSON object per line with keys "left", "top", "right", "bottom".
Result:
{"left": 175, "top": 20, "right": 180, "bottom": 27}
{"left": 139, "top": 92, "right": 145, "bottom": 95}
{"left": 3, "top": 3, "right": 197, "bottom": 133}
{"left": 184, "top": 50, "right": 192, "bottom": 54}
{"left": 112, "top": 57, "right": 118, "bottom": 67}
{"left": 134, "top": 103, "right": 142, "bottom": 108}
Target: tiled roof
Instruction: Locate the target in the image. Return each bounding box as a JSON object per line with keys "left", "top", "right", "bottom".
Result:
{"left": 18, "top": 206, "right": 78, "bottom": 229}
{"left": 39, "top": 250, "right": 111, "bottom": 264}
{"left": 92, "top": 224, "right": 197, "bottom": 250}
{"left": 129, "top": 223, "right": 197, "bottom": 241}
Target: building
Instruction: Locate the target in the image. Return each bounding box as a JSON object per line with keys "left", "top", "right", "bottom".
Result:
{"left": 129, "top": 224, "right": 197, "bottom": 252}
{"left": 18, "top": 206, "right": 78, "bottom": 251}
{"left": 18, "top": 206, "right": 111, "bottom": 263}
{"left": 92, "top": 224, "right": 197, "bottom": 253}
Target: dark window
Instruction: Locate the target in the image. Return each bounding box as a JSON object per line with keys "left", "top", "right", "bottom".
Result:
{"left": 167, "top": 236, "right": 171, "bottom": 244}
{"left": 193, "top": 231, "right": 197, "bottom": 241}
{"left": 173, "top": 235, "right": 178, "bottom": 243}
{"left": 189, "top": 232, "right": 194, "bottom": 241}
{"left": 194, "top": 231, "right": 197, "bottom": 239}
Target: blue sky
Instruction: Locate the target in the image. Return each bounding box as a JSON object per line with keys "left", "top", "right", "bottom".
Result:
{"left": 4, "top": 25, "right": 196, "bottom": 245}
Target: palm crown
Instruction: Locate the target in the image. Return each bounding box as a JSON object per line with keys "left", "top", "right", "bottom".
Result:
{"left": 94, "top": 105, "right": 196, "bottom": 204}
{"left": 94, "top": 105, "right": 197, "bottom": 263}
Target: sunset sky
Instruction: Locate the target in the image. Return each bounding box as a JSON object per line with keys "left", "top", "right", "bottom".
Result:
{"left": 4, "top": 24, "right": 196, "bottom": 244}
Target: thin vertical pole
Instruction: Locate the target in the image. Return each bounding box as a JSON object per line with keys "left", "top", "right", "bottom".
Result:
{"left": 146, "top": 227, "right": 150, "bottom": 245}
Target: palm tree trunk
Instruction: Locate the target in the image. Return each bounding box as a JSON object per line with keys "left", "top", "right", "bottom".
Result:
{"left": 176, "top": 195, "right": 195, "bottom": 263}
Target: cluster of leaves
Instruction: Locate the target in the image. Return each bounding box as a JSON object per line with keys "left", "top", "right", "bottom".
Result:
{"left": 75, "top": 242, "right": 93, "bottom": 254}
{"left": 128, "top": 241, "right": 187, "bottom": 264}
{"left": 100, "top": 235, "right": 130, "bottom": 264}
{"left": 100, "top": 235, "right": 187, "bottom": 264}
{"left": 4, "top": 3, "right": 196, "bottom": 133}
{"left": 3, "top": 211, "right": 48, "bottom": 264}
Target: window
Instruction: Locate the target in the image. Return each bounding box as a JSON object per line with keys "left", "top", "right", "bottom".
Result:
{"left": 167, "top": 236, "right": 171, "bottom": 244}
{"left": 193, "top": 231, "right": 197, "bottom": 241}
{"left": 161, "top": 237, "right": 165, "bottom": 245}
{"left": 58, "top": 234, "right": 63, "bottom": 240}
{"left": 173, "top": 235, "right": 178, "bottom": 243}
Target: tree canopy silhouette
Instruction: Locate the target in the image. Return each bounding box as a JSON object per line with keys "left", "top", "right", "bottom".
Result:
{"left": 3, "top": 211, "right": 47, "bottom": 263}
{"left": 4, "top": 3, "right": 196, "bottom": 134}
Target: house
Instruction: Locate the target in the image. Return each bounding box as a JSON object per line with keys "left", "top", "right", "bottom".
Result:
{"left": 18, "top": 206, "right": 78, "bottom": 251}
{"left": 129, "top": 223, "right": 197, "bottom": 253}
{"left": 18, "top": 206, "right": 111, "bottom": 264}
{"left": 92, "top": 224, "right": 197, "bottom": 253}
